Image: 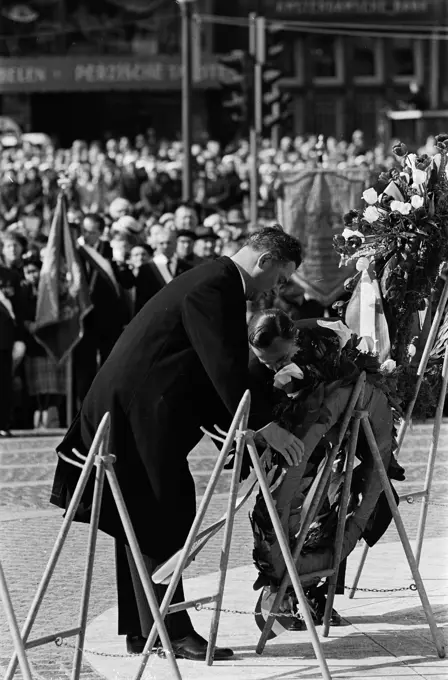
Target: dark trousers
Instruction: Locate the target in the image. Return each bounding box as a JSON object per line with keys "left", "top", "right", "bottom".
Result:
{"left": 73, "top": 330, "right": 118, "bottom": 407}
{"left": 0, "top": 349, "right": 13, "bottom": 430}
{"left": 115, "top": 541, "right": 194, "bottom": 640}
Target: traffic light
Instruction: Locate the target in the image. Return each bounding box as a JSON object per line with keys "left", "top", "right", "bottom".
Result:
{"left": 219, "top": 50, "right": 254, "bottom": 133}
{"left": 261, "top": 27, "right": 292, "bottom": 134}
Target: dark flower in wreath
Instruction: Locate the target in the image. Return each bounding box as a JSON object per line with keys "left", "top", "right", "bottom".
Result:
{"left": 389, "top": 211, "right": 404, "bottom": 226}
{"left": 343, "top": 209, "right": 359, "bottom": 225}
{"left": 333, "top": 234, "right": 346, "bottom": 249}
{"left": 392, "top": 142, "right": 408, "bottom": 157}
{"left": 415, "top": 154, "right": 432, "bottom": 171}
{"left": 379, "top": 193, "right": 394, "bottom": 209}
{"left": 378, "top": 170, "right": 393, "bottom": 184}
{"left": 347, "top": 235, "right": 363, "bottom": 250}
{"left": 413, "top": 206, "right": 427, "bottom": 222}
{"left": 435, "top": 133, "right": 448, "bottom": 151}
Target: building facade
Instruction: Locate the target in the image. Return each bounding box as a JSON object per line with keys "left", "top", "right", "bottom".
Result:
{"left": 0, "top": 0, "right": 447, "bottom": 143}
{"left": 0, "top": 0, "right": 226, "bottom": 143}
{"left": 215, "top": 0, "right": 448, "bottom": 143}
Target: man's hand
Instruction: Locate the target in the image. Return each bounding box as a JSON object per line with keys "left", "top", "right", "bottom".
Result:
{"left": 255, "top": 422, "right": 304, "bottom": 466}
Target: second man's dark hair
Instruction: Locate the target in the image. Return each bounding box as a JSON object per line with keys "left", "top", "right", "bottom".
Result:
{"left": 244, "top": 225, "right": 302, "bottom": 268}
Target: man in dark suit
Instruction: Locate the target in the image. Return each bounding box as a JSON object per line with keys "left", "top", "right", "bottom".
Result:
{"left": 50, "top": 226, "right": 303, "bottom": 659}
{"left": 73, "top": 213, "right": 133, "bottom": 405}
{"left": 0, "top": 264, "right": 25, "bottom": 436}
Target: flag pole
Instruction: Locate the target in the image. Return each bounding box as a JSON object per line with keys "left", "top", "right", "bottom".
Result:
{"left": 66, "top": 353, "right": 73, "bottom": 427}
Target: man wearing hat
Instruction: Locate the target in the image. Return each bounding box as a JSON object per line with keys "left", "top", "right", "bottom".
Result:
{"left": 175, "top": 229, "right": 200, "bottom": 269}
{"left": 193, "top": 226, "right": 218, "bottom": 263}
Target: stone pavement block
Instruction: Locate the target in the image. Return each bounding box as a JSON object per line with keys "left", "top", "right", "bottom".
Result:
{"left": 84, "top": 537, "right": 448, "bottom": 680}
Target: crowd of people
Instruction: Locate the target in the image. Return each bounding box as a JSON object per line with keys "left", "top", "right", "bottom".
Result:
{"left": 0, "top": 128, "right": 440, "bottom": 434}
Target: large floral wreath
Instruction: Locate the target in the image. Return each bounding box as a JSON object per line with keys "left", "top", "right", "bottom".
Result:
{"left": 250, "top": 321, "right": 401, "bottom": 629}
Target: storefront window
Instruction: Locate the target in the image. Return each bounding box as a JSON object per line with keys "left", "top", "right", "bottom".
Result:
{"left": 310, "top": 36, "right": 337, "bottom": 79}
{"left": 391, "top": 38, "right": 415, "bottom": 78}
{"left": 353, "top": 38, "right": 376, "bottom": 78}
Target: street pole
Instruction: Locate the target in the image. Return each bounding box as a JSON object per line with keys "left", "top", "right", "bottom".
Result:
{"left": 179, "top": 0, "right": 194, "bottom": 201}
{"left": 249, "top": 14, "right": 264, "bottom": 228}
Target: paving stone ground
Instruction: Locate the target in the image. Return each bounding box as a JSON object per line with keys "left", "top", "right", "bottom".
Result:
{"left": 0, "top": 423, "right": 447, "bottom": 680}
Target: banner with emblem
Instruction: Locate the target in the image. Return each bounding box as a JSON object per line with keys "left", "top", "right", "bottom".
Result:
{"left": 34, "top": 192, "right": 92, "bottom": 363}
{"left": 277, "top": 169, "right": 370, "bottom": 307}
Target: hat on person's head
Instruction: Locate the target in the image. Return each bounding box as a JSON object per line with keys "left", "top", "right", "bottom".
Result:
{"left": 226, "top": 208, "right": 249, "bottom": 226}
{"left": 109, "top": 197, "right": 132, "bottom": 220}
{"left": 176, "top": 229, "right": 197, "bottom": 241}
{"left": 203, "top": 213, "right": 223, "bottom": 231}
{"left": 195, "top": 226, "right": 218, "bottom": 241}
{"left": 22, "top": 251, "right": 42, "bottom": 269}
{"left": 159, "top": 213, "right": 175, "bottom": 226}
{"left": 113, "top": 215, "right": 143, "bottom": 235}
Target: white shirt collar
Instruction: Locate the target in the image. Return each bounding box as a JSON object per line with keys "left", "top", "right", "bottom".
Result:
{"left": 233, "top": 262, "right": 246, "bottom": 296}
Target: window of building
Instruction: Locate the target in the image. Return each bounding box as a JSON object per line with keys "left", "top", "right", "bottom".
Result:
{"left": 310, "top": 36, "right": 343, "bottom": 84}
{"left": 353, "top": 37, "right": 384, "bottom": 85}
{"left": 391, "top": 37, "right": 424, "bottom": 83}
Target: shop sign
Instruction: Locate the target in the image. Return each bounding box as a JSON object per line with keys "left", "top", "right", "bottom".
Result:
{"left": 0, "top": 56, "right": 230, "bottom": 93}
{"left": 267, "top": 0, "right": 436, "bottom": 21}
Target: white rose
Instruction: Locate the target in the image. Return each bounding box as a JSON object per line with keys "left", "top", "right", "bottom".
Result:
{"left": 390, "top": 200, "right": 412, "bottom": 215}
{"left": 412, "top": 168, "right": 427, "bottom": 186}
{"left": 381, "top": 359, "right": 396, "bottom": 373}
{"left": 342, "top": 227, "right": 364, "bottom": 241}
{"left": 363, "top": 206, "right": 381, "bottom": 224}
{"left": 362, "top": 188, "right": 378, "bottom": 205}
{"left": 411, "top": 195, "right": 424, "bottom": 209}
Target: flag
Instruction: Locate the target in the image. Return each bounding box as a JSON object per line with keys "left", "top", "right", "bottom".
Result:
{"left": 34, "top": 193, "right": 93, "bottom": 363}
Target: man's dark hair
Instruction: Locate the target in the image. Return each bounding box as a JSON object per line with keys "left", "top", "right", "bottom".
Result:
{"left": 245, "top": 225, "right": 302, "bottom": 267}
{"left": 83, "top": 213, "right": 105, "bottom": 232}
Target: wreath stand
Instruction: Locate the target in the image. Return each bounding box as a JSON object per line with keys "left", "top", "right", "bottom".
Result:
{"left": 256, "top": 370, "right": 445, "bottom": 659}
{"left": 134, "top": 390, "right": 334, "bottom": 680}
{"left": 349, "top": 277, "right": 448, "bottom": 597}
{"left": 3, "top": 414, "right": 184, "bottom": 680}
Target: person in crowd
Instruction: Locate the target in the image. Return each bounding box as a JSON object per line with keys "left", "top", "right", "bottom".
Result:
{"left": 119, "top": 157, "right": 144, "bottom": 207}
{"left": 78, "top": 213, "right": 113, "bottom": 259}
{"left": 73, "top": 215, "right": 136, "bottom": 405}
{"left": 0, "top": 260, "right": 25, "bottom": 437}
{"left": 18, "top": 165, "right": 44, "bottom": 225}
{"left": 99, "top": 165, "right": 121, "bottom": 212}
{"left": 109, "top": 197, "right": 132, "bottom": 222}
{"left": 175, "top": 229, "right": 199, "bottom": 269}
{"left": 0, "top": 231, "right": 27, "bottom": 279}
{"left": 173, "top": 204, "right": 198, "bottom": 232}
{"left": 151, "top": 227, "right": 190, "bottom": 282}
{"left": 0, "top": 169, "right": 20, "bottom": 229}
{"left": 51, "top": 225, "right": 304, "bottom": 659}
{"left": 21, "top": 253, "right": 65, "bottom": 429}
{"left": 74, "top": 166, "right": 100, "bottom": 214}
{"left": 126, "top": 244, "right": 163, "bottom": 316}
{"left": 193, "top": 227, "right": 218, "bottom": 263}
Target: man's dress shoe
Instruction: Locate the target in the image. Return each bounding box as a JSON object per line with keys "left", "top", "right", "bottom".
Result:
{"left": 126, "top": 634, "right": 149, "bottom": 654}
{"left": 171, "top": 630, "right": 233, "bottom": 661}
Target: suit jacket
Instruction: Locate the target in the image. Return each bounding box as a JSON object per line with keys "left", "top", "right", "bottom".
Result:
{"left": 0, "top": 266, "right": 24, "bottom": 351}
{"left": 77, "top": 244, "right": 134, "bottom": 341}
{"left": 51, "top": 257, "right": 271, "bottom": 559}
